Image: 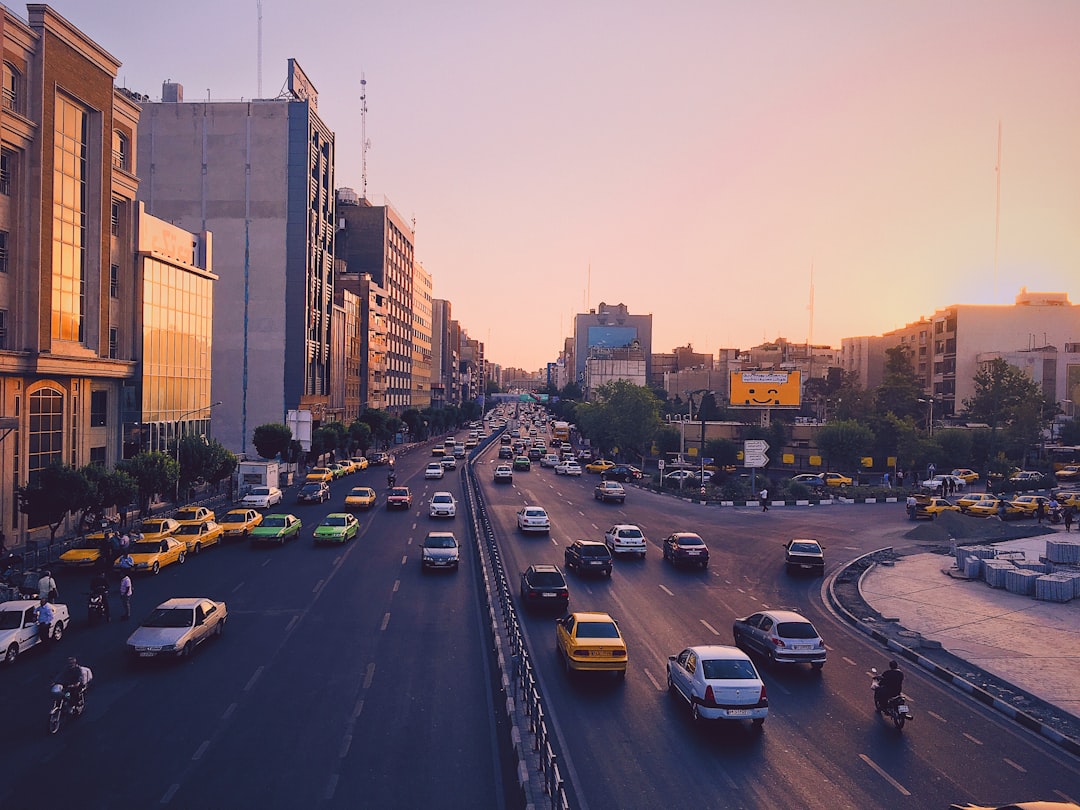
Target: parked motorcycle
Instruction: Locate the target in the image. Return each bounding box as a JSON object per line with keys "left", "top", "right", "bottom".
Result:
{"left": 871, "top": 668, "right": 913, "bottom": 729}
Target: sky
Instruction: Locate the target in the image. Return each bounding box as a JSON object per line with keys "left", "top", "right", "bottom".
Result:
{"left": 67, "top": 1, "right": 1080, "bottom": 371}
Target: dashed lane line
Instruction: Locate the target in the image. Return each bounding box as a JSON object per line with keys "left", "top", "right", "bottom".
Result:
{"left": 192, "top": 741, "right": 210, "bottom": 761}
{"left": 1003, "top": 758, "right": 1027, "bottom": 773}
{"left": 927, "top": 710, "right": 946, "bottom": 723}
{"left": 380, "top": 613, "right": 391, "bottom": 631}
{"left": 659, "top": 584, "right": 674, "bottom": 596}
{"left": 231, "top": 581, "right": 244, "bottom": 593}
{"left": 699, "top": 619, "right": 721, "bottom": 636}
{"left": 963, "top": 733, "right": 983, "bottom": 745}
{"left": 859, "top": 754, "right": 911, "bottom": 796}
{"left": 643, "top": 668, "right": 663, "bottom": 691}
{"left": 243, "top": 666, "right": 264, "bottom": 692}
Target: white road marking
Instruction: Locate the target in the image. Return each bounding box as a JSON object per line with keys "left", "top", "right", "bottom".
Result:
{"left": 643, "top": 668, "right": 663, "bottom": 691}
{"left": 313, "top": 579, "right": 324, "bottom": 594}
{"left": 401, "top": 555, "right": 408, "bottom": 565}
{"left": 285, "top": 615, "right": 299, "bottom": 633}
{"left": 659, "top": 584, "right": 674, "bottom": 596}
{"left": 261, "top": 559, "right": 271, "bottom": 567}
{"left": 354, "top": 697, "right": 365, "bottom": 718}
{"left": 231, "top": 581, "right": 244, "bottom": 593}
{"left": 192, "top": 740, "right": 210, "bottom": 760}
{"left": 244, "top": 666, "right": 264, "bottom": 692}
{"left": 859, "top": 754, "right": 911, "bottom": 796}
{"left": 393, "top": 579, "right": 400, "bottom": 592}
{"left": 963, "top": 733, "right": 983, "bottom": 745}
{"left": 222, "top": 703, "right": 237, "bottom": 720}
{"left": 737, "top": 587, "right": 746, "bottom": 594}
{"left": 323, "top": 774, "right": 338, "bottom": 800}
{"left": 1003, "top": 758, "right": 1026, "bottom": 773}
{"left": 339, "top": 734, "right": 352, "bottom": 758}
{"left": 842, "top": 657, "right": 858, "bottom": 666}
{"left": 380, "top": 613, "right": 391, "bottom": 631}
{"left": 927, "top": 710, "right": 946, "bottom": 722}
{"left": 699, "top": 619, "right": 721, "bottom": 636}
{"left": 160, "top": 784, "right": 180, "bottom": 804}
{"left": 1054, "top": 790, "right": 1078, "bottom": 803}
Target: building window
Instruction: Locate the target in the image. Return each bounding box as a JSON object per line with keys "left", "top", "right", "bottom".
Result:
{"left": 52, "top": 95, "right": 89, "bottom": 343}
{"left": 0, "top": 148, "right": 11, "bottom": 195}
{"left": 110, "top": 264, "right": 119, "bottom": 297}
{"left": 111, "top": 201, "right": 120, "bottom": 236}
{"left": 112, "top": 131, "right": 128, "bottom": 170}
{"left": 0, "top": 309, "right": 7, "bottom": 349}
{"left": 0, "top": 230, "right": 7, "bottom": 273}
{"left": 109, "top": 327, "right": 118, "bottom": 359}
{"left": 89, "top": 446, "right": 107, "bottom": 466}
{"left": 28, "top": 387, "right": 65, "bottom": 484}
{"left": 90, "top": 390, "right": 108, "bottom": 427}
{"left": 1, "top": 62, "right": 17, "bottom": 113}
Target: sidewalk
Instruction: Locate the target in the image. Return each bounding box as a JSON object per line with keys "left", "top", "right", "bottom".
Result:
{"left": 858, "top": 532, "right": 1080, "bottom": 730}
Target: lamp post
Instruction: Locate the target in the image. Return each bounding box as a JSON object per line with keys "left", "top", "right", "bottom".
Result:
{"left": 682, "top": 389, "right": 714, "bottom": 487}
{"left": 918, "top": 398, "right": 935, "bottom": 437}
{"left": 175, "top": 401, "right": 222, "bottom": 502}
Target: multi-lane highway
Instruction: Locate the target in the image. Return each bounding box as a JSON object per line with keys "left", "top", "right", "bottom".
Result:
{"left": 2, "top": 425, "right": 1078, "bottom": 809}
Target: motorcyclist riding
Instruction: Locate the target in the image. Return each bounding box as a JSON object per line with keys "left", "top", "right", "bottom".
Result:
{"left": 89, "top": 571, "right": 111, "bottom": 622}
{"left": 387, "top": 471, "right": 397, "bottom": 487}
{"left": 874, "top": 659, "right": 904, "bottom": 712}
{"left": 54, "top": 656, "right": 88, "bottom": 712}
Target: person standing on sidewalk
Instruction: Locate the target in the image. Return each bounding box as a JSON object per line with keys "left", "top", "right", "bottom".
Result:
{"left": 119, "top": 573, "right": 133, "bottom": 620}
{"left": 37, "top": 570, "right": 58, "bottom": 602}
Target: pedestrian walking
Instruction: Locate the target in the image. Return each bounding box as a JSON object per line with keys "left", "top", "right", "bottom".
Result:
{"left": 897, "top": 470, "right": 905, "bottom": 488}
{"left": 906, "top": 493, "right": 917, "bottom": 521}
{"left": 35, "top": 598, "right": 55, "bottom": 642}
{"left": 883, "top": 472, "right": 891, "bottom": 488}
{"left": 119, "top": 573, "right": 133, "bottom": 620}
{"left": 1065, "top": 506, "right": 1075, "bottom": 533}
{"left": 1036, "top": 500, "right": 1045, "bottom": 524}
{"left": 759, "top": 488, "right": 769, "bottom": 512}
{"left": 37, "top": 569, "right": 58, "bottom": 602}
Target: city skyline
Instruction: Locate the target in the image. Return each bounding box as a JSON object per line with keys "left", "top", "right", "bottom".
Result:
{"left": 77, "top": 1, "right": 1080, "bottom": 369}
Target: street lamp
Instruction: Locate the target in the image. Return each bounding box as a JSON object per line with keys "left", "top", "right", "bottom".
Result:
{"left": 682, "top": 389, "right": 715, "bottom": 486}
{"left": 918, "top": 398, "right": 935, "bottom": 436}
{"left": 175, "top": 401, "right": 222, "bottom": 502}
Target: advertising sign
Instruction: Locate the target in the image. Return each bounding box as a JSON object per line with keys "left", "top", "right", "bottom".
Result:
{"left": 729, "top": 371, "right": 801, "bottom": 408}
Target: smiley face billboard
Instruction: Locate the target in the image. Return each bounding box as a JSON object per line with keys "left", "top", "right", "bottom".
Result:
{"left": 729, "top": 371, "right": 801, "bottom": 408}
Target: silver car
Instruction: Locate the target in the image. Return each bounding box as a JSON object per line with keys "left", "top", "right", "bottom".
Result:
{"left": 516, "top": 506, "right": 551, "bottom": 533}
{"left": 604, "top": 524, "right": 647, "bottom": 558}
{"left": 241, "top": 486, "right": 283, "bottom": 509}
{"left": 732, "top": 609, "right": 826, "bottom": 669}
{"left": 421, "top": 532, "right": 460, "bottom": 570}
{"left": 126, "top": 597, "right": 227, "bottom": 659}
{"left": 667, "top": 645, "right": 768, "bottom": 724}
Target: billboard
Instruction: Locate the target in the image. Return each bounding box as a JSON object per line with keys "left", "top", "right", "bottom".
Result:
{"left": 729, "top": 371, "right": 801, "bottom": 408}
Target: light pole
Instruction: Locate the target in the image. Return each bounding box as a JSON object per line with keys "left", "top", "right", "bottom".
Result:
{"left": 918, "top": 398, "right": 934, "bottom": 436}
{"left": 175, "top": 401, "right": 222, "bottom": 502}
{"left": 683, "top": 389, "right": 714, "bottom": 486}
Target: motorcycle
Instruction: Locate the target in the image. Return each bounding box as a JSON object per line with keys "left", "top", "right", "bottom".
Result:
{"left": 1048, "top": 507, "right": 1062, "bottom": 525}
{"left": 87, "top": 589, "right": 109, "bottom": 624}
{"left": 387, "top": 473, "right": 397, "bottom": 488}
{"left": 48, "top": 668, "right": 91, "bottom": 735}
{"left": 871, "top": 668, "right": 913, "bottom": 729}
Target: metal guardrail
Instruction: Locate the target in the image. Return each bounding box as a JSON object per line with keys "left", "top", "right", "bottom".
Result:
{"left": 463, "top": 433, "right": 572, "bottom": 810}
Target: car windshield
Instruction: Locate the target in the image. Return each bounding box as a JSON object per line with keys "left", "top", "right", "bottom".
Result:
{"left": 702, "top": 659, "right": 757, "bottom": 680}
{"left": 0, "top": 610, "right": 22, "bottom": 630}
{"left": 618, "top": 529, "right": 643, "bottom": 539}
{"left": 130, "top": 542, "right": 165, "bottom": 554}
{"left": 777, "top": 621, "right": 819, "bottom": 639}
{"left": 580, "top": 546, "right": 610, "bottom": 558}
{"left": 141, "top": 608, "right": 194, "bottom": 628}
{"left": 350, "top": 489, "right": 373, "bottom": 497}
{"left": 300, "top": 484, "right": 322, "bottom": 493}
{"left": 391, "top": 488, "right": 409, "bottom": 497}
{"left": 424, "top": 535, "right": 456, "bottom": 548}
{"left": 525, "top": 510, "right": 546, "bottom": 518}
{"left": 175, "top": 510, "right": 202, "bottom": 521}
{"left": 220, "top": 513, "right": 247, "bottom": 524}
{"left": 249, "top": 487, "right": 270, "bottom": 496}
{"left": 140, "top": 521, "right": 170, "bottom": 533}
{"left": 174, "top": 524, "right": 202, "bottom": 535}
{"left": 529, "top": 571, "right": 565, "bottom": 587}
{"left": 789, "top": 543, "right": 821, "bottom": 554}
{"left": 678, "top": 535, "right": 705, "bottom": 546}
{"left": 261, "top": 517, "right": 288, "bottom": 528}
{"left": 576, "top": 621, "right": 620, "bottom": 639}
{"left": 433, "top": 496, "right": 452, "bottom": 504}
{"left": 322, "top": 517, "right": 349, "bottom": 527}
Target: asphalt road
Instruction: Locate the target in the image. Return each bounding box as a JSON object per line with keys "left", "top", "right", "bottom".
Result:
{"left": 472, "top": 443, "right": 1080, "bottom": 810}
{"left": 0, "top": 447, "right": 518, "bottom": 810}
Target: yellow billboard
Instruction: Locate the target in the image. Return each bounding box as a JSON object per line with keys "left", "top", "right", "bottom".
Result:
{"left": 729, "top": 371, "right": 802, "bottom": 408}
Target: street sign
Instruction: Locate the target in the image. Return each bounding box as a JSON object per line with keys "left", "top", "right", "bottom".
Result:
{"left": 657, "top": 460, "right": 666, "bottom": 470}
{"left": 744, "top": 439, "right": 769, "bottom": 468}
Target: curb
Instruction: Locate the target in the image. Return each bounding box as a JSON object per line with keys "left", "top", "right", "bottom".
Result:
{"left": 825, "top": 548, "right": 1080, "bottom": 758}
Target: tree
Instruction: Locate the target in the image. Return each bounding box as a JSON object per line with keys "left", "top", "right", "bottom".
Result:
{"left": 117, "top": 451, "right": 178, "bottom": 516}
{"left": 401, "top": 409, "right": 428, "bottom": 442}
{"left": 348, "top": 420, "right": 373, "bottom": 454}
{"left": 874, "top": 346, "right": 925, "bottom": 421}
{"left": 97, "top": 468, "right": 139, "bottom": 523}
{"left": 485, "top": 379, "right": 502, "bottom": 396}
{"left": 558, "top": 381, "right": 583, "bottom": 401}
{"left": 815, "top": 419, "right": 874, "bottom": 472}
{"left": 704, "top": 438, "right": 740, "bottom": 469}
{"left": 252, "top": 423, "right": 292, "bottom": 460}
{"left": 654, "top": 426, "right": 682, "bottom": 457}
{"left": 581, "top": 381, "right": 662, "bottom": 464}
{"left": 963, "top": 357, "right": 1055, "bottom": 466}
{"left": 360, "top": 408, "right": 393, "bottom": 449}
{"left": 18, "top": 464, "right": 91, "bottom": 541}
{"left": 1059, "top": 417, "right": 1080, "bottom": 446}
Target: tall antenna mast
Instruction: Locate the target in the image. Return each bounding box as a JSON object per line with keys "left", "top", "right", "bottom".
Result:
{"left": 361, "top": 74, "right": 370, "bottom": 199}
{"left": 807, "top": 262, "right": 815, "bottom": 380}
{"left": 994, "top": 121, "right": 1002, "bottom": 299}
{"left": 256, "top": 0, "right": 263, "bottom": 98}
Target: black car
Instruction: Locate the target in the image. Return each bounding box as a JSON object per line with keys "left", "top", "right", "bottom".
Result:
{"left": 296, "top": 482, "right": 330, "bottom": 504}
{"left": 662, "top": 532, "right": 710, "bottom": 569}
{"left": 498, "top": 445, "right": 514, "bottom": 459}
{"left": 563, "top": 540, "right": 613, "bottom": 577}
{"left": 783, "top": 538, "right": 825, "bottom": 575}
{"left": 519, "top": 564, "right": 570, "bottom": 610}
{"left": 527, "top": 447, "right": 543, "bottom": 461}
{"left": 604, "top": 465, "right": 643, "bottom": 482}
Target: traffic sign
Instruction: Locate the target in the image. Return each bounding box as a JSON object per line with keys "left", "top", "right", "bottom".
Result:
{"left": 658, "top": 460, "right": 666, "bottom": 470}
{"left": 744, "top": 439, "right": 769, "bottom": 468}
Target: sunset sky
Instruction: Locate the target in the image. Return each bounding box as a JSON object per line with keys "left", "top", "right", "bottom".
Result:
{"left": 74, "top": 1, "right": 1080, "bottom": 370}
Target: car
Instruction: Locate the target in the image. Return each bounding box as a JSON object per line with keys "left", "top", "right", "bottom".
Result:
{"left": 513, "top": 456, "right": 532, "bottom": 472}
{"left": 1010, "top": 470, "right": 1045, "bottom": 483}
{"left": 493, "top": 465, "right": 514, "bottom": 484}
{"left": 116, "top": 536, "right": 187, "bottom": 574}
{"left": 136, "top": 518, "right": 183, "bottom": 541}
{"left": 453, "top": 444, "right": 466, "bottom": 459}
{"left": 662, "top": 532, "right": 710, "bottom": 568}
{"left": 949, "top": 803, "right": 1080, "bottom": 810}
{"left": 782, "top": 538, "right": 825, "bottom": 575}
{"left": 604, "top": 464, "right": 643, "bottom": 482}
{"left": 577, "top": 449, "right": 594, "bottom": 462}
{"left": 500, "top": 435, "right": 512, "bottom": 446}
{"left": 733, "top": 609, "right": 827, "bottom": 669}
{"left": 465, "top": 437, "right": 478, "bottom": 448}
{"left": 313, "top": 512, "right": 359, "bottom": 544}
{"left": 431, "top": 446, "right": 446, "bottom": 458}
{"left": 351, "top": 456, "right": 370, "bottom": 470}
{"left": 439, "top": 455, "right": 458, "bottom": 471}
{"left": 667, "top": 645, "right": 769, "bottom": 724}
{"left": 174, "top": 506, "right": 215, "bottom": 526}
{"left": 1009, "top": 494, "right": 1052, "bottom": 516}
{"left": 219, "top": 509, "right": 263, "bottom": 538}
{"left": 951, "top": 468, "right": 980, "bottom": 483}
{"left": 387, "top": 487, "right": 413, "bottom": 510}
{"left": 345, "top": 486, "right": 378, "bottom": 510}
{"left": 585, "top": 459, "right": 615, "bottom": 474}
{"left": 516, "top": 506, "right": 550, "bottom": 533}
{"left": 297, "top": 482, "right": 331, "bottom": 504}
{"left": 956, "top": 492, "right": 998, "bottom": 512}
{"left": 421, "top": 531, "right": 460, "bottom": 570}
{"left": 173, "top": 520, "right": 225, "bottom": 555}
{"left": 424, "top": 462, "right": 445, "bottom": 480}
{"left": 915, "top": 497, "right": 961, "bottom": 519}
{"left": 593, "top": 481, "right": 626, "bottom": 503}
{"left": 555, "top": 460, "right": 582, "bottom": 476}
{"left": 1, "top": 600, "right": 71, "bottom": 663}
{"left": 126, "top": 597, "right": 227, "bottom": 660}
{"left": 1056, "top": 490, "right": 1080, "bottom": 508}
{"left": 822, "top": 472, "right": 853, "bottom": 487}
{"left": 966, "top": 497, "right": 1026, "bottom": 519}
{"left": 249, "top": 513, "right": 302, "bottom": 545}
{"left": 368, "top": 451, "right": 390, "bottom": 466}
{"left": 498, "top": 445, "right": 514, "bottom": 459}
{"left": 519, "top": 564, "right": 569, "bottom": 610}
{"left": 305, "top": 467, "right": 334, "bottom": 484}
{"left": 1054, "top": 464, "right": 1080, "bottom": 482}
{"left": 563, "top": 539, "right": 613, "bottom": 576}
{"left": 663, "top": 469, "right": 699, "bottom": 483}
{"left": 604, "top": 524, "right": 647, "bottom": 558}
{"left": 920, "top": 473, "right": 966, "bottom": 493}
{"left": 790, "top": 473, "right": 826, "bottom": 487}
{"left": 429, "top": 491, "right": 457, "bottom": 518}
{"left": 527, "top": 447, "right": 543, "bottom": 461}
{"left": 327, "top": 462, "right": 349, "bottom": 479}
{"left": 540, "top": 453, "right": 560, "bottom": 468}
{"left": 241, "top": 486, "right": 283, "bottom": 509}
{"left": 58, "top": 537, "right": 108, "bottom": 568}
{"left": 555, "top": 612, "right": 627, "bottom": 676}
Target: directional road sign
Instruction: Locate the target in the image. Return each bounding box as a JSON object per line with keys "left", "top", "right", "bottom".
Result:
{"left": 744, "top": 439, "right": 769, "bottom": 468}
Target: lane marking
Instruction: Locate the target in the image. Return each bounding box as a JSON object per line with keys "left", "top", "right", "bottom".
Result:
{"left": 261, "top": 559, "right": 271, "bottom": 567}
{"left": 859, "top": 754, "right": 911, "bottom": 796}
{"left": 312, "top": 579, "right": 325, "bottom": 594}
{"left": 842, "top": 656, "right": 858, "bottom": 666}
{"left": 1054, "top": 791, "right": 1078, "bottom": 803}
{"left": 339, "top": 734, "right": 353, "bottom": 758}
{"left": 380, "top": 613, "right": 391, "bottom": 631}
{"left": 192, "top": 740, "right": 210, "bottom": 761}
{"left": 401, "top": 555, "right": 408, "bottom": 565}
{"left": 285, "top": 616, "right": 299, "bottom": 634}
{"left": 659, "top": 584, "right": 674, "bottom": 596}
{"left": 963, "top": 733, "right": 983, "bottom": 745}
{"left": 699, "top": 619, "right": 721, "bottom": 636}
{"left": 231, "top": 582, "right": 245, "bottom": 593}
{"left": 927, "top": 710, "right": 946, "bottom": 723}
{"left": 244, "top": 666, "right": 264, "bottom": 692}
{"left": 363, "top": 663, "right": 376, "bottom": 690}
{"left": 737, "top": 587, "right": 746, "bottom": 594}
{"left": 768, "top": 681, "right": 791, "bottom": 696}
{"left": 160, "top": 784, "right": 180, "bottom": 804}
{"left": 643, "top": 668, "right": 663, "bottom": 691}
{"left": 222, "top": 703, "right": 237, "bottom": 720}
{"left": 1003, "top": 758, "right": 1026, "bottom": 773}
{"left": 393, "top": 579, "right": 400, "bottom": 593}
{"left": 354, "top": 698, "right": 365, "bottom": 718}
{"left": 324, "top": 774, "right": 338, "bottom": 801}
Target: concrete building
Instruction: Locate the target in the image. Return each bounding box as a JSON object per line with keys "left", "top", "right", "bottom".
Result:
{"left": 583, "top": 346, "right": 647, "bottom": 398}
{"left": 841, "top": 318, "right": 932, "bottom": 391}
{"left": 431, "top": 298, "right": 456, "bottom": 408}
{"left": 573, "top": 302, "right": 652, "bottom": 385}
{"left": 329, "top": 284, "right": 362, "bottom": 424}
{"left": 357, "top": 273, "right": 388, "bottom": 412}
{"left": 411, "top": 261, "right": 432, "bottom": 410}
{"left": 335, "top": 190, "right": 414, "bottom": 413}
{"left": 137, "top": 60, "right": 336, "bottom": 456}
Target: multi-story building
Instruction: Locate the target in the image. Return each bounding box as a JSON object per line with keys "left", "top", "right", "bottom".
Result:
{"left": 357, "top": 273, "right": 388, "bottom": 412}
{"left": 411, "top": 261, "right": 432, "bottom": 411}
{"left": 431, "top": 298, "right": 457, "bottom": 408}
{"left": 137, "top": 61, "right": 336, "bottom": 456}
{"left": 460, "top": 333, "right": 484, "bottom": 405}
{"left": 841, "top": 318, "right": 931, "bottom": 391}
{"left": 335, "top": 191, "right": 414, "bottom": 413}
{"left": 329, "top": 283, "right": 362, "bottom": 424}
{"left": 573, "top": 302, "right": 652, "bottom": 386}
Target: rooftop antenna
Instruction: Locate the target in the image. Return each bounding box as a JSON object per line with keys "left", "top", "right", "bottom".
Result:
{"left": 807, "top": 262, "right": 815, "bottom": 379}
{"left": 256, "top": 0, "right": 263, "bottom": 98}
{"left": 361, "top": 74, "right": 370, "bottom": 199}
{"left": 994, "top": 121, "right": 1002, "bottom": 300}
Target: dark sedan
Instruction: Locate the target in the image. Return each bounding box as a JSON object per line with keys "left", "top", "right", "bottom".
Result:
{"left": 296, "top": 482, "right": 330, "bottom": 504}
{"left": 604, "top": 464, "right": 643, "bottom": 482}
{"left": 563, "top": 540, "right": 613, "bottom": 577}
{"left": 783, "top": 538, "right": 825, "bottom": 575}
{"left": 662, "top": 532, "right": 710, "bottom": 569}
{"left": 519, "top": 564, "right": 570, "bottom": 610}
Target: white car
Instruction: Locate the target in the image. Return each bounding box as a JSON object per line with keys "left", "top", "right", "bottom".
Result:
{"left": 424, "top": 462, "right": 445, "bottom": 480}
{"left": 1, "top": 600, "right": 71, "bottom": 664}
{"left": 241, "top": 486, "right": 283, "bottom": 509}
{"left": 540, "top": 454, "right": 560, "bottom": 468}
{"left": 555, "top": 460, "right": 582, "bottom": 476}
{"left": 429, "top": 491, "right": 457, "bottom": 518}
{"left": 920, "top": 474, "right": 965, "bottom": 492}
{"left": 440, "top": 456, "right": 458, "bottom": 471}
{"left": 667, "top": 645, "right": 768, "bottom": 725}
{"left": 126, "top": 597, "right": 227, "bottom": 660}
{"left": 516, "top": 506, "right": 551, "bottom": 533}
{"left": 421, "top": 531, "right": 460, "bottom": 570}
{"left": 604, "top": 524, "right": 647, "bottom": 558}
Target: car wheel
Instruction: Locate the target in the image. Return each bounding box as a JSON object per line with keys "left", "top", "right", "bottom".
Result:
{"left": 700, "top": 560, "right": 708, "bottom": 570}
{"left": 605, "top": 567, "right": 612, "bottom": 578}
{"left": 5, "top": 643, "right": 18, "bottom": 664}
{"left": 178, "top": 552, "right": 187, "bottom": 564}
{"left": 193, "top": 543, "right": 202, "bottom": 555}
{"left": 562, "top": 650, "right": 572, "bottom": 675}
{"left": 51, "top": 622, "right": 64, "bottom": 642}
{"left": 152, "top": 561, "right": 161, "bottom": 574}
{"left": 752, "top": 717, "right": 765, "bottom": 727}
{"left": 667, "top": 672, "right": 676, "bottom": 693}
{"left": 732, "top": 630, "right": 742, "bottom": 649}
{"left": 691, "top": 702, "right": 702, "bottom": 721}
{"left": 215, "top": 619, "right": 225, "bottom": 637}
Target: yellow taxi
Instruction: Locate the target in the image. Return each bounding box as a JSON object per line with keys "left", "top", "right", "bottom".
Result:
{"left": 555, "top": 611, "right": 627, "bottom": 676}
{"left": 173, "top": 520, "right": 225, "bottom": 554}
{"left": 59, "top": 538, "right": 106, "bottom": 568}
{"left": 345, "top": 486, "right": 378, "bottom": 510}
{"left": 174, "top": 506, "right": 215, "bottom": 526}
{"left": 585, "top": 459, "right": 615, "bottom": 474}
{"left": 823, "top": 472, "right": 853, "bottom": 487}
{"left": 351, "top": 456, "right": 369, "bottom": 471}
{"left": 306, "top": 467, "right": 334, "bottom": 484}
{"left": 116, "top": 536, "right": 187, "bottom": 575}
{"left": 966, "top": 498, "right": 1026, "bottom": 519}
{"left": 956, "top": 492, "right": 997, "bottom": 512}
{"left": 218, "top": 508, "right": 264, "bottom": 538}
{"left": 1056, "top": 491, "right": 1080, "bottom": 508}
{"left": 431, "top": 446, "right": 446, "bottom": 457}
{"left": 138, "top": 518, "right": 182, "bottom": 541}
{"left": 1009, "top": 495, "right": 1050, "bottom": 517}
{"left": 917, "top": 497, "right": 961, "bottom": 519}
{"left": 951, "top": 469, "right": 980, "bottom": 484}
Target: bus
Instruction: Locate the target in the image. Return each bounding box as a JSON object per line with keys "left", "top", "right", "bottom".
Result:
{"left": 552, "top": 421, "right": 571, "bottom": 443}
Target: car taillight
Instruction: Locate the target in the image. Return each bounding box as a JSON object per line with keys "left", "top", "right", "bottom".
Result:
{"left": 759, "top": 684, "right": 767, "bottom": 702}
{"left": 704, "top": 685, "right": 715, "bottom": 705}
{"left": 770, "top": 636, "right": 785, "bottom": 647}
